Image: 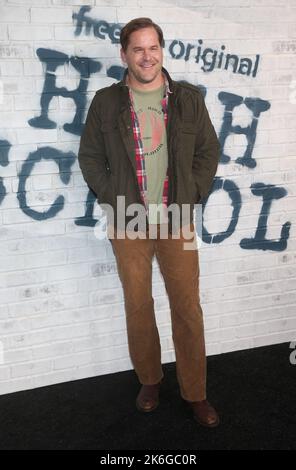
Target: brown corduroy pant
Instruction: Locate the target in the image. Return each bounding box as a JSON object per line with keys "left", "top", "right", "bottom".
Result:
{"left": 109, "top": 222, "right": 207, "bottom": 402}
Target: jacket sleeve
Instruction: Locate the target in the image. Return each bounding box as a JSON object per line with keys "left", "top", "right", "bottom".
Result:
{"left": 78, "top": 93, "right": 110, "bottom": 203}
{"left": 192, "top": 92, "right": 220, "bottom": 202}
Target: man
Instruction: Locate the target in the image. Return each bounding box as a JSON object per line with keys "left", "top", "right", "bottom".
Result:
{"left": 78, "top": 18, "right": 220, "bottom": 428}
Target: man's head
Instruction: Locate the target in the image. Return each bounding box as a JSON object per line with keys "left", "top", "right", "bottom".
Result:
{"left": 120, "top": 18, "right": 164, "bottom": 89}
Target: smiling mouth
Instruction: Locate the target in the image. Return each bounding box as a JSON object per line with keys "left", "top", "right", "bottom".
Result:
{"left": 140, "top": 64, "right": 155, "bottom": 69}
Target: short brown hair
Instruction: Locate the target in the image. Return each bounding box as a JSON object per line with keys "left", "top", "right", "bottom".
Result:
{"left": 120, "top": 17, "right": 164, "bottom": 52}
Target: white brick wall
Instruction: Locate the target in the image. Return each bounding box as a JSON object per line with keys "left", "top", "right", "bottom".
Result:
{"left": 0, "top": 0, "right": 296, "bottom": 395}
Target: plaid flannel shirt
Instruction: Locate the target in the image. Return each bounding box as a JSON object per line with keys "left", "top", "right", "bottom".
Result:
{"left": 126, "top": 73, "right": 172, "bottom": 213}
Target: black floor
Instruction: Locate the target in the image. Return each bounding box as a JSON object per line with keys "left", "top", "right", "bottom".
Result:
{"left": 0, "top": 342, "right": 295, "bottom": 450}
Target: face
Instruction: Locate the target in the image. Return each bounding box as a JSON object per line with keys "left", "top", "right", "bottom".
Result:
{"left": 120, "top": 27, "right": 163, "bottom": 88}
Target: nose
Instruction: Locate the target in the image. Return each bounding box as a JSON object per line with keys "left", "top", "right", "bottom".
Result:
{"left": 143, "top": 50, "right": 152, "bottom": 60}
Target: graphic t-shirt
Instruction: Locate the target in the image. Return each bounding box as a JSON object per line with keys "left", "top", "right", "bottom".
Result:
{"left": 131, "top": 84, "right": 168, "bottom": 224}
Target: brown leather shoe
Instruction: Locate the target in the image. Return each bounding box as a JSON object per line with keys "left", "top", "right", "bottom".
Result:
{"left": 187, "top": 399, "right": 220, "bottom": 428}
{"left": 136, "top": 381, "right": 161, "bottom": 413}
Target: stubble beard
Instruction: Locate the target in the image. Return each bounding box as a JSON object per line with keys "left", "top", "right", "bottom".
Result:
{"left": 130, "top": 62, "right": 163, "bottom": 85}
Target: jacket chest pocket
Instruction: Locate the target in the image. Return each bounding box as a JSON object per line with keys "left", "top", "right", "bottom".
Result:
{"left": 100, "top": 121, "right": 122, "bottom": 174}
{"left": 179, "top": 124, "right": 197, "bottom": 159}
{"left": 101, "top": 122, "right": 119, "bottom": 133}
{"left": 180, "top": 124, "right": 197, "bottom": 137}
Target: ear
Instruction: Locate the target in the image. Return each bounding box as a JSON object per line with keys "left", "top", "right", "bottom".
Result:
{"left": 120, "top": 48, "right": 127, "bottom": 64}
